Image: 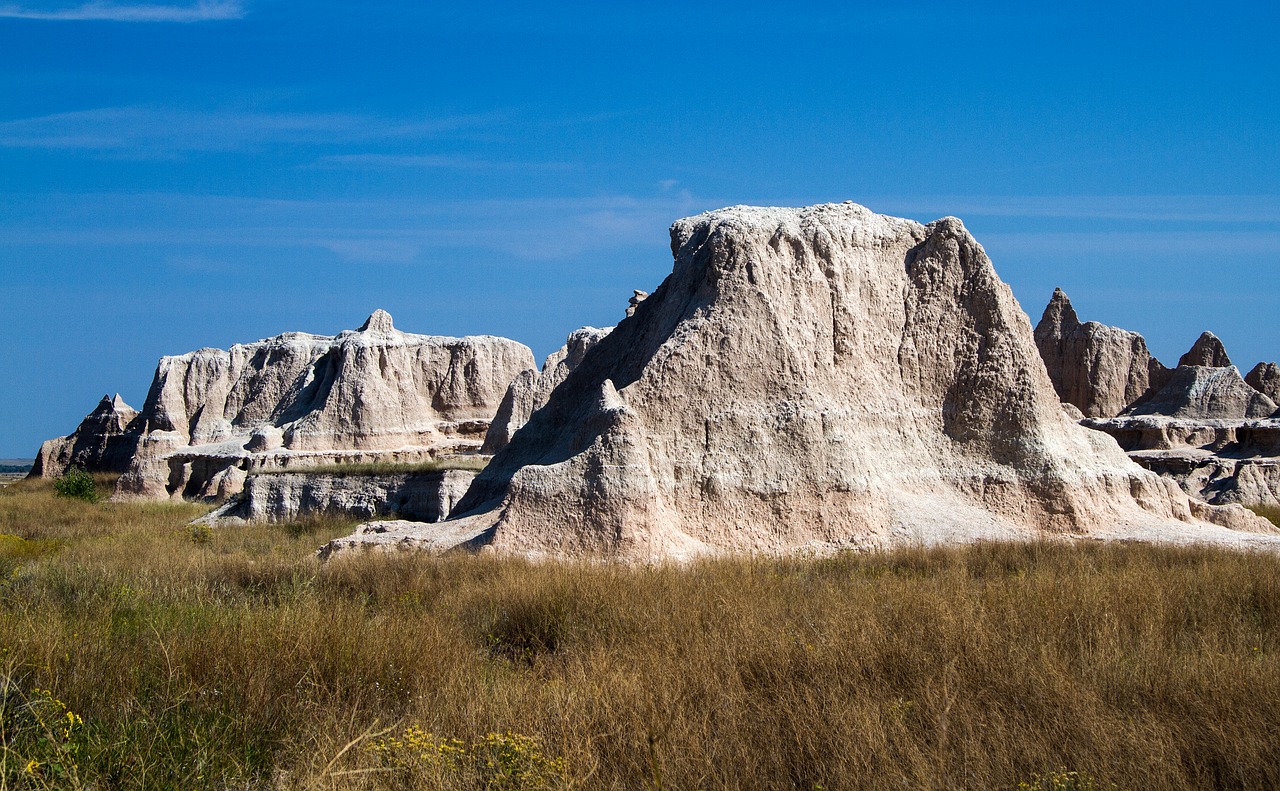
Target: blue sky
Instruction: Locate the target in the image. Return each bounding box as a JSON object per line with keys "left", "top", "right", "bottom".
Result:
{"left": 1, "top": 1, "right": 1277, "bottom": 457}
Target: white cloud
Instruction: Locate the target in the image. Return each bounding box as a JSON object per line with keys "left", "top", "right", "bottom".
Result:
{"left": 312, "top": 154, "right": 574, "bottom": 171}
{"left": 0, "top": 1, "right": 242, "bottom": 21}
{"left": 0, "top": 106, "right": 495, "bottom": 156}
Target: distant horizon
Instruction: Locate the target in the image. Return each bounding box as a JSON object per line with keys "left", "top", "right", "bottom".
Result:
{"left": 2, "top": 2, "right": 1277, "bottom": 457}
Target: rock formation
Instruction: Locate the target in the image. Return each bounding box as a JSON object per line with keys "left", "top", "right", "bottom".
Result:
{"left": 1178, "top": 331, "right": 1233, "bottom": 368}
{"left": 200, "top": 467, "right": 476, "bottom": 526}
{"left": 30, "top": 394, "right": 143, "bottom": 478}
{"left": 325, "top": 203, "right": 1271, "bottom": 561}
{"left": 1033, "top": 289, "right": 1169, "bottom": 418}
{"left": 33, "top": 311, "right": 535, "bottom": 504}
{"left": 1036, "top": 300, "right": 1280, "bottom": 508}
{"left": 481, "top": 326, "right": 612, "bottom": 454}
{"left": 1246, "top": 362, "right": 1280, "bottom": 405}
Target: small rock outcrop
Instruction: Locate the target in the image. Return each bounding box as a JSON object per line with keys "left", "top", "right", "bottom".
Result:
{"left": 33, "top": 312, "right": 535, "bottom": 504}
{"left": 326, "top": 203, "right": 1270, "bottom": 561}
{"left": 481, "top": 326, "right": 613, "bottom": 454}
{"left": 1246, "top": 362, "right": 1280, "bottom": 405}
{"left": 1033, "top": 289, "right": 1169, "bottom": 418}
{"left": 30, "top": 395, "right": 142, "bottom": 478}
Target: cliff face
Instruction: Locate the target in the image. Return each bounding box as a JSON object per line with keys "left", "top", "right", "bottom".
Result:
{"left": 133, "top": 310, "right": 532, "bottom": 454}
{"left": 375, "top": 202, "right": 1261, "bottom": 561}
{"left": 33, "top": 311, "right": 535, "bottom": 502}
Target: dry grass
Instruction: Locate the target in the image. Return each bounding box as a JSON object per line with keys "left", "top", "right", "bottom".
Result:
{"left": 1250, "top": 504, "right": 1280, "bottom": 529}
{"left": 0, "top": 478, "right": 1278, "bottom": 789}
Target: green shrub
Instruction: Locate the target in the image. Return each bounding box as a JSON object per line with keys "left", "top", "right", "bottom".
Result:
{"left": 52, "top": 469, "right": 98, "bottom": 503}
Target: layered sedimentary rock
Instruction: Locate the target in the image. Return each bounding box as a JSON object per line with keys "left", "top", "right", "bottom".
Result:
{"left": 1246, "top": 363, "right": 1280, "bottom": 405}
{"left": 325, "top": 203, "right": 1271, "bottom": 561}
{"left": 481, "top": 326, "right": 612, "bottom": 454}
{"left": 30, "top": 394, "right": 142, "bottom": 477}
{"left": 34, "top": 310, "right": 534, "bottom": 503}
{"left": 200, "top": 468, "right": 476, "bottom": 526}
{"left": 1033, "top": 289, "right": 1169, "bottom": 418}
{"left": 1084, "top": 414, "right": 1280, "bottom": 506}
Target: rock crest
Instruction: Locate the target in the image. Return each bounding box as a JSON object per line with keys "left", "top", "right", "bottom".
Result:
{"left": 31, "top": 394, "right": 142, "bottom": 477}
{"left": 1246, "top": 362, "right": 1280, "bottom": 406}
{"left": 480, "top": 326, "right": 613, "bottom": 454}
{"left": 1125, "top": 366, "right": 1277, "bottom": 420}
{"left": 1037, "top": 294, "right": 1280, "bottom": 507}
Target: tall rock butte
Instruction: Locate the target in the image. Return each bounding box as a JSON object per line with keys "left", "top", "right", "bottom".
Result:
{"left": 34, "top": 311, "right": 535, "bottom": 501}
{"left": 328, "top": 203, "right": 1269, "bottom": 560}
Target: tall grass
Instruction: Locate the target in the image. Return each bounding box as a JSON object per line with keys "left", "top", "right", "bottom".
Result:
{"left": 0, "top": 477, "right": 1278, "bottom": 789}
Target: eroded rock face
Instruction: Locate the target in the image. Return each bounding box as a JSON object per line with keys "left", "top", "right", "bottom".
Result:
{"left": 35, "top": 311, "right": 534, "bottom": 501}
{"left": 325, "top": 203, "right": 1268, "bottom": 561}
{"left": 1033, "top": 289, "right": 1169, "bottom": 418}
{"left": 1033, "top": 293, "right": 1280, "bottom": 508}
{"left": 199, "top": 468, "right": 476, "bottom": 526}
{"left": 1125, "top": 366, "right": 1278, "bottom": 420}
{"left": 1246, "top": 362, "right": 1280, "bottom": 405}
{"left": 133, "top": 309, "right": 532, "bottom": 453}
{"left": 30, "top": 395, "right": 142, "bottom": 478}
{"left": 480, "top": 326, "right": 613, "bottom": 454}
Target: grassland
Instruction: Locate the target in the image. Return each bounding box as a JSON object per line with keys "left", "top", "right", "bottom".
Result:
{"left": 0, "top": 477, "right": 1278, "bottom": 790}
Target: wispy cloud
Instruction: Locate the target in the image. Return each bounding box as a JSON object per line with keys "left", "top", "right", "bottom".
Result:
{"left": 0, "top": 1, "right": 243, "bottom": 22}
{"left": 0, "top": 106, "right": 496, "bottom": 156}
{"left": 0, "top": 191, "right": 712, "bottom": 263}
{"left": 867, "top": 194, "right": 1280, "bottom": 225}
{"left": 312, "top": 154, "right": 575, "bottom": 171}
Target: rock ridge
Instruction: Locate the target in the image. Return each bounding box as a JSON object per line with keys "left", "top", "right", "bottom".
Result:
{"left": 33, "top": 311, "right": 535, "bottom": 504}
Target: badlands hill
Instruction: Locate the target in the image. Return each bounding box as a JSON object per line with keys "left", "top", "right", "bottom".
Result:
{"left": 34, "top": 310, "right": 534, "bottom": 501}
{"left": 326, "top": 202, "right": 1273, "bottom": 560}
